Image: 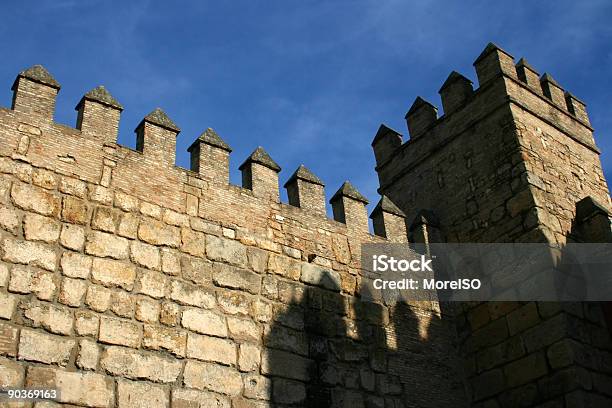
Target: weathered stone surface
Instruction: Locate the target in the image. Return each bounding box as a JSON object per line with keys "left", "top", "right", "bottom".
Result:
{"left": 11, "top": 183, "right": 60, "bottom": 217}
{"left": 24, "top": 213, "right": 61, "bottom": 243}
{"left": 18, "top": 329, "right": 75, "bottom": 365}
{"left": 267, "top": 254, "right": 301, "bottom": 280}
{"left": 60, "top": 224, "right": 86, "bottom": 250}
{"left": 143, "top": 324, "right": 187, "bottom": 357}
{"left": 75, "top": 311, "right": 100, "bottom": 337}
{"left": 61, "top": 252, "right": 91, "bottom": 278}
{"left": 160, "top": 302, "right": 181, "bottom": 327}
{"left": 136, "top": 269, "right": 167, "bottom": 298}
{"left": 85, "top": 285, "right": 112, "bottom": 312}
{"left": 183, "top": 360, "right": 242, "bottom": 396}
{"left": 61, "top": 196, "right": 89, "bottom": 224}
{"left": 171, "top": 388, "right": 231, "bottom": 408}
{"left": 181, "top": 308, "right": 227, "bottom": 337}
{"left": 117, "top": 380, "right": 168, "bottom": 408}
{"left": 0, "top": 356, "right": 24, "bottom": 387}
{"left": 118, "top": 212, "right": 139, "bottom": 239}
{"left": 77, "top": 339, "right": 99, "bottom": 370}
{"left": 100, "top": 346, "right": 182, "bottom": 383}
{"left": 181, "top": 256, "right": 212, "bottom": 285}
{"left": 181, "top": 228, "right": 206, "bottom": 257}
{"left": 59, "top": 277, "right": 87, "bottom": 307}
{"left": 8, "top": 267, "right": 57, "bottom": 300}
{"left": 26, "top": 366, "right": 114, "bottom": 407}
{"left": 110, "top": 290, "right": 134, "bottom": 317}
{"left": 301, "top": 264, "right": 341, "bottom": 291}
{"left": 0, "top": 292, "right": 17, "bottom": 319}
{"left": 22, "top": 301, "right": 73, "bottom": 334}
{"left": 130, "top": 241, "right": 160, "bottom": 270}
{"left": 161, "top": 248, "right": 181, "bottom": 275}
{"left": 272, "top": 378, "right": 306, "bottom": 404}
{"left": 238, "top": 343, "right": 261, "bottom": 372}
{"left": 99, "top": 317, "right": 142, "bottom": 348}
{"left": 0, "top": 206, "right": 20, "bottom": 234}
{"left": 170, "top": 279, "right": 215, "bottom": 308}
{"left": 91, "top": 258, "right": 136, "bottom": 290}
{"left": 91, "top": 206, "right": 119, "bottom": 233}
{"left": 217, "top": 291, "right": 250, "bottom": 315}
{"left": 138, "top": 218, "right": 180, "bottom": 247}
{"left": 0, "top": 322, "right": 19, "bottom": 357}
{"left": 187, "top": 333, "right": 236, "bottom": 364}
{"left": 227, "top": 316, "right": 260, "bottom": 343}
{"left": 59, "top": 177, "right": 87, "bottom": 198}
{"left": 206, "top": 235, "right": 247, "bottom": 267}
{"left": 213, "top": 264, "right": 261, "bottom": 294}
{"left": 85, "top": 231, "right": 129, "bottom": 259}
{"left": 261, "top": 348, "right": 313, "bottom": 381}
{"left": 135, "top": 298, "right": 160, "bottom": 323}
{"left": 2, "top": 238, "right": 56, "bottom": 271}
{"left": 115, "top": 192, "right": 139, "bottom": 212}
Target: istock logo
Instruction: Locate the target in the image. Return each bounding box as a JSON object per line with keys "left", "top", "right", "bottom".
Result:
{"left": 372, "top": 254, "right": 433, "bottom": 272}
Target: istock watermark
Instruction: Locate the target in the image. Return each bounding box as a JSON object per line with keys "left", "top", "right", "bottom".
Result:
{"left": 361, "top": 243, "right": 612, "bottom": 302}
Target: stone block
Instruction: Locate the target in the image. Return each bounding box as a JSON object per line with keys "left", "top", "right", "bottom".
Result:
{"left": 143, "top": 324, "right": 187, "bottom": 357}
{"left": 0, "top": 206, "right": 20, "bottom": 234}
{"left": 61, "top": 252, "right": 91, "bottom": 278}
{"left": 75, "top": 311, "right": 99, "bottom": 337}
{"left": 272, "top": 378, "right": 306, "bottom": 404}
{"left": 0, "top": 322, "right": 19, "bottom": 357}
{"left": 301, "top": 264, "right": 341, "bottom": 291}
{"left": 267, "top": 254, "right": 301, "bottom": 280}
{"left": 85, "top": 231, "right": 129, "bottom": 260}
{"left": 59, "top": 224, "right": 85, "bottom": 250}
{"left": 181, "top": 308, "right": 227, "bottom": 337}
{"left": 11, "top": 183, "right": 60, "bottom": 217}
{"left": 206, "top": 235, "right": 247, "bottom": 267}
{"left": 135, "top": 298, "right": 160, "bottom": 323}
{"left": 0, "top": 292, "right": 17, "bottom": 319}
{"left": 117, "top": 379, "right": 168, "bottom": 408}
{"left": 238, "top": 343, "right": 261, "bottom": 372}
{"left": 0, "top": 357, "right": 24, "bottom": 387}
{"left": 217, "top": 291, "right": 250, "bottom": 315}
{"left": 118, "top": 212, "right": 139, "bottom": 239}
{"left": 136, "top": 270, "right": 167, "bottom": 298}
{"left": 59, "top": 177, "right": 87, "bottom": 198}
{"left": 58, "top": 277, "right": 87, "bottom": 307}
{"left": 138, "top": 218, "right": 180, "bottom": 247}
{"left": 171, "top": 388, "right": 231, "bottom": 408}
{"left": 261, "top": 348, "right": 313, "bottom": 381}
{"left": 181, "top": 256, "right": 213, "bottom": 285}
{"left": 77, "top": 339, "right": 99, "bottom": 370}
{"left": 2, "top": 238, "right": 56, "bottom": 271}
{"left": 181, "top": 228, "right": 206, "bottom": 257}
{"left": 183, "top": 360, "right": 242, "bottom": 396}
{"left": 160, "top": 302, "right": 181, "bottom": 327}
{"left": 130, "top": 240, "right": 160, "bottom": 270}
{"left": 213, "top": 263, "right": 261, "bottom": 294}
{"left": 114, "top": 192, "right": 139, "bottom": 212}
{"left": 99, "top": 316, "right": 142, "bottom": 348}
{"left": 186, "top": 333, "right": 236, "bottom": 364}
{"left": 227, "top": 316, "right": 260, "bottom": 343}
{"left": 8, "top": 267, "right": 57, "bottom": 300}
{"left": 22, "top": 301, "right": 73, "bottom": 335}
{"left": 61, "top": 196, "right": 89, "bottom": 224}
{"left": 504, "top": 352, "right": 548, "bottom": 388}
{"left": 18, "top": 329, "right": 75, "bottom": 366}
{"left": 110, "top": 290, "right": 134, "bottom": 318}
{"left": 85, "top": 285, "right": 112, "bottom": 312}
{"left": 161, "top": 248, "right": 181, "bottom": 275}
{"left": 169, "top": 279, "right": 216, "bottom": 308}
{"left": 91, "top": 258, "right": 136, "bottom": 290}
{"left": 26, "top": 366, "right": 114, "bottom": 407}
{"left": 100, "top": 346, "right": 182, "bottom": 383}
{"left": 91, "top": 206, "right": 120, "bottom": 233}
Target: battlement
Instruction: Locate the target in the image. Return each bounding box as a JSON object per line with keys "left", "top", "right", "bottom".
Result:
{"left": 1, "top": 64, "right": 409, "bottom": 244}
{"left": 373, "top": 42, "right": 596, "bottom": 180}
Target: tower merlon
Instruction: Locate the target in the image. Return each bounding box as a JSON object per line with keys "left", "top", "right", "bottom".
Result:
{"left": 370, "top": 195, "right": 407, "bottom": 242}
{"left": 75, "top": 86, "right": 123, "bottom": 144}
{"left": 438, "top": 71, "right": 474, "bottom": 115}
{"left": 515, "top": 58, "right": 540, "bottom": 90}
{"left": 540, "top": 73, "right": 565, "bottom": 107}
{"left": 565, "top": 92, "right": 590, "bottom": 126}
{"left": 134, "top": 108, "right": 180, "bottom": 166}
{"left": 372, "top": 124, "right": 403, "bottom": 167}
{"left": 405, "top": 97, "right": 438, "bottom": 140}
{"left": 330, "top": 181, "right": 369, "bottom": 233}
{"left": 473, "top": 42, "right": 516, "bottom": 87}
{"left": 409, "top": 209, "right": 441, "bottom": 244}
{"left": 187, "top": 128, "right": 232, "bottom": 183}
{"left": 11, "top": 65, "right": 61, "bottom": 122}
{"left": 239, "top": 146, "right": 281, "bottom": 201}
{"left": 284, "top": 164, "right": 326, "bottom": 216}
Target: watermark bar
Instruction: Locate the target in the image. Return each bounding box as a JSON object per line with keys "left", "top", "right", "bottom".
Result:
{"left": 361, "top": 243, "right": 612, "bottom": 302}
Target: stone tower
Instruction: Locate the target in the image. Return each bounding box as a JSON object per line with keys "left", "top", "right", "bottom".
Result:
{"left": 373, "top": 43, "right": 612, "bottom": 406}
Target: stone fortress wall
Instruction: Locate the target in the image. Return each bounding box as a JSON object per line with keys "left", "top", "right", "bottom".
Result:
{"left": 373, "top": 43, "right": 612, "bottom": 407}
{"left": 0, "top": 61, "right": 465, "bottom": 407}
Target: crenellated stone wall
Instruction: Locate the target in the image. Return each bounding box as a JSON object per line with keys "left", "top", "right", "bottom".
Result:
{"left": 0, "top": 65, "right": 466, "bottom": 407}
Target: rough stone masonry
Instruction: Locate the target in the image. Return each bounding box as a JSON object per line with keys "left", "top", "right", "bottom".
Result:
{"left": 0, "top": 42, "right": 611, "bottom": 408}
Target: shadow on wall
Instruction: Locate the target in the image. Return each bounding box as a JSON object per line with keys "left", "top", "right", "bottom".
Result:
{"left": 263, "top": 270, "right": 468, "bottom": 408}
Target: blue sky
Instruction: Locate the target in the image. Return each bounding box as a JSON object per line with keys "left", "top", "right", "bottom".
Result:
{"left": 1, "top": 1, "right": 611, "bottom": 216}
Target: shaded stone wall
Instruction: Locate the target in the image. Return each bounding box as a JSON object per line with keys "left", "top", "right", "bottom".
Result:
{"left": 374, "top": 44, "right": 612, "bottom": 407}
{"left": 0, "top": 66, "right": 467, "bottom": 407}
